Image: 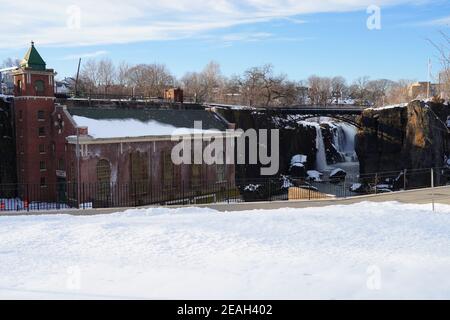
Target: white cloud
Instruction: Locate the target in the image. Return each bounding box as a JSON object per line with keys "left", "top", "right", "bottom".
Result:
{"left": 425, "top": 15, "right": 450, "bottom": 26}
{"left": 62, "top": 50, "right": 109, "bottom": 60}
{"left": 0, "top": 0, "right": 425, "bottom": 49}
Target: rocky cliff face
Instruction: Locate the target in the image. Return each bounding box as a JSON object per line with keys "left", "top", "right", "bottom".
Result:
{"left": 0, "top": 98, "right": 17, "bottom": 194}
{"left": 216, "top": 109, "right": 319, "bottom": 180}
{"left": 355, "top": 100, "right": 449, "bottom": 185}
{"left": 216, "top": 108, "right": 357, "bottom": 180}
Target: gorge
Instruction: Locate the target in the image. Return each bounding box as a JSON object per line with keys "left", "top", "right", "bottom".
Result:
{"left": 216, "top": 100, "right": 450, "bottom": 189}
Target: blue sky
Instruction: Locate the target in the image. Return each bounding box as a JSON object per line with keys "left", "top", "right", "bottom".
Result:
{"left": 0, "top": 0, "right": 449, "bottom": 82}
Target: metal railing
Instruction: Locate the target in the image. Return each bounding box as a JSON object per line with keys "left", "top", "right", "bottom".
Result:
{"left": 1, "top": 167, "right": 449, "bottom": 212}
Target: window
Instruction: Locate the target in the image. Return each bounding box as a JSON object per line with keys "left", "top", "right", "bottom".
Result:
{"left": 39, "top": 144, "right": 46, "bottom": 154}
{"left": 130, "top": 152, "right": 150, "bottom": 199}
{"left": 17, "top": 80, "right": 22, "bottom": 96}
{"left": 163, "top": 152, "right": 174, "bottom": 189}
{"left": 40, "top": 177, "right": 46, "bottom": 187}
{"left": 130, "top": 152, "right": 149, "bottom": 183}
{"left": 216, "top": 164, "right": 226, "bottom": 182}
{"left": 96, "top": 159, "right": 111, "bottom": 200}
{"left": 39, "top": 161, "right": 46, "bottom": 171}
{"left": 37, "top": 110, "right": 45, "bottom": 121}
{"left": 34, "top": 80, "right": 45, "bottom": 96}
{"left": 38, "top": 127, "right": 45, "bottom": 137}
{"left": 191, "top": 164, "right": 202, "bottom": 187}
{"left": 18, "top": 110, "right": 23, "bottom": 121}
{"left": 58, "top": 158, "right": 65, "bottom": 171}
{"left": 70, "top": 162, "right": 75, "bottom": 183}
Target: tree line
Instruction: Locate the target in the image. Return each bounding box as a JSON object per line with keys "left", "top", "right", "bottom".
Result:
{"left": 71, "top": 58, "right": 432, "bottom": 107}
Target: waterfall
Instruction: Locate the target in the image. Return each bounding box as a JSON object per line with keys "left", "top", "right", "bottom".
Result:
{"left": 331, "top": 123, "right": 358, "bottom": 162}
{"left": 314, "top": 124, "right": 328, "bottom": 171}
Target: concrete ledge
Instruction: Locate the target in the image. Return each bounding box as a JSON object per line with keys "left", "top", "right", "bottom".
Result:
{"left": 1, "top": 186, "right": 449, "bottom": 216}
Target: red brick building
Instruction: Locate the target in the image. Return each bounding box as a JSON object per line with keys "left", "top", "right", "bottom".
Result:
{"left": 164, "top": 87, "right": 184, "bottom": 103}
{"left": 12, "top": 43, "right": 236, "bottom": 207}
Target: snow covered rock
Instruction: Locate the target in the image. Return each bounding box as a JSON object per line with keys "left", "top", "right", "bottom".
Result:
{"left": 329, "top": 168, "right": 346, "bottom": 183}
{"left": 306, "top": 170, "right": 323, "bottom": 182}
{"left": 290, "top": 154, "right": 307, "bottom": 178}
{"left": 290, "top": 154, "right": 307, "bottom": 167}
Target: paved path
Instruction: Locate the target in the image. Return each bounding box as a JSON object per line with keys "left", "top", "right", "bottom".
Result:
{"left": 1, "top": 186, "right": 449, "bottom": 216}
{"left": 203, "top": 186, "right": 450, "bottom": 212}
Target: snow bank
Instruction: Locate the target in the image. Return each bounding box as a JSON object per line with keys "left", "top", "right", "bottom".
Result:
{"left": 1, "top": 202, "right": 450, "bottom": 299}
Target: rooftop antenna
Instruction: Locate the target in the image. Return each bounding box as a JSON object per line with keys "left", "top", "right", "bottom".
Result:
{"left": 74, "top": 58, "right": 82, "bottom": 97}
{"left": 427, "top": 58, "right": 432, "bottom": 99}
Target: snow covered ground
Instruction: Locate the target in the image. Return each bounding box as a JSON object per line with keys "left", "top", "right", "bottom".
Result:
{"left": 1, "top": 201, "right": 450, "bottom": 300}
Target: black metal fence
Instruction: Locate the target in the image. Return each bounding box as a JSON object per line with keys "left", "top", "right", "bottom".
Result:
{"left": 1, "top": 167, "right": 450, "bottom": 212}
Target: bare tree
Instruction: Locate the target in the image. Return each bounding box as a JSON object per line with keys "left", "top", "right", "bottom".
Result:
{"left": 366, "top": 79, "right": 395, "bottom": 107}
{"left": 331, "top": 76, "right": 347, "bottom": 104}
{"left": 385, "top": 79, "right": 414, "bottom": 105}
{"left": 116, "top": 61, "right": 130, "bottom": 86}
{"left": 80, "top": 59, "right": 100, "bottom": 93}
{"left": 128, "top": 63, "right": 175, "bottom": 97}
{"left": 308, "top": 75, "right": 332, "bottom": 105}
{"left": 429, "top": 31, "right": 450, "bottom": 99}
{"left": 181, "top": 61, "right": 223, "bottom": 103}
{"left": 181, "top": 71, "right": 205, "bottom": 103}
{"left": 97, "top": 58, "right": 116, "bottom": 94}
{"left": 1, "top": 58, "right": 21, "bottom": 68}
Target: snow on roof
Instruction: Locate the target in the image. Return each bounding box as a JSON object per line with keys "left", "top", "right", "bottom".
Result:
{"left": 72, "top": 116, "right": 223, "bottom": 139}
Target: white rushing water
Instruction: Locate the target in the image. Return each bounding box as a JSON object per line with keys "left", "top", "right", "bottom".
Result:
{"left": 315, "top": 124, "right": 328, "bottom": 171}
{"left": 307, "top": 117, "right": 358, "bottom": 171}
{"left": 330, "top": 122, "right": 358, "bottom": 162}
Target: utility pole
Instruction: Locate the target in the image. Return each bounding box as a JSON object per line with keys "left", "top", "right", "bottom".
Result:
{"left": 74, "top": 58, "right": 82, "bottom": 97}
{"left": 431, "top": 168, "right": 435, "bottom": 212}
{"left": 427, "top": 58, "right": 432, "bottom": 99}
{"left": 76, "top": 127, "right": 81, "bottom": 208}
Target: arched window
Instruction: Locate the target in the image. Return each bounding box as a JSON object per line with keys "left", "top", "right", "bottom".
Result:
{"left": 17, "top": 80, "right": 22, "bottom": 96}
{"left": 34, "top": 80, "right": 45, "bottom": 96}
{"left": 96, "top": 159, "right": 111, "bottom": 203}
{"left": 130, "top": 151, "right": 150, "bottom": 202}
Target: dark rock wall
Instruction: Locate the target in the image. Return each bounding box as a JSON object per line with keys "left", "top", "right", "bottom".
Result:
{"left": 216, "top": 108, "right": 319, "bottom": 180}
{"left": 355, "top": 100, "right": 449, "bottom": 186}
{"left": 321, "top": 123, "right": 346, "bottom": 164}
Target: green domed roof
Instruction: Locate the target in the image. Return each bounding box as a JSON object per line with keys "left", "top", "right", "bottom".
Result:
{"left": 20, "top": 42, "right": 46, "bottom": 71}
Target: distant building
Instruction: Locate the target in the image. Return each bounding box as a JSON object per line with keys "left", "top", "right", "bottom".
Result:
{"left": 408, "top": 82, "right": 443, "bottom": 99}
{"left": 54, "top": 78, "right": 72, "bottom": 96}
{"left": 0, "top": 67, "right": 16, "bottom": 95}
{"left": 164, "top": 88, "right": 183, "bottom": 103}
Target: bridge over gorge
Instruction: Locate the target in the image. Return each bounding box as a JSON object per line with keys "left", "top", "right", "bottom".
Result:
{"left": 207, "top": 103, "right": 367, "bottom": 128}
